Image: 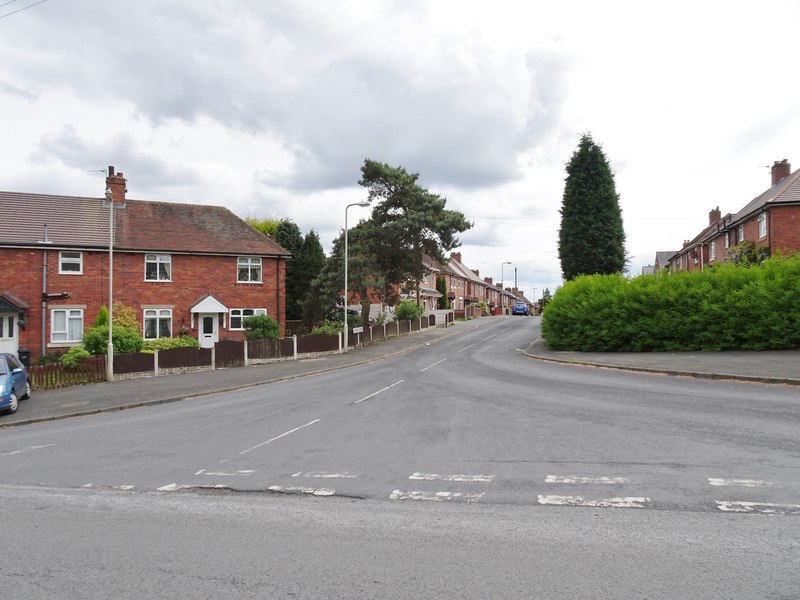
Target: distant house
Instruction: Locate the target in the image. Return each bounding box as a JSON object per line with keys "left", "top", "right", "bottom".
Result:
{"left": 668, "top": 160, "right": 800, "bottom": 271}
{"left": 0, "top": 167, "right": 290, "bottom": 362}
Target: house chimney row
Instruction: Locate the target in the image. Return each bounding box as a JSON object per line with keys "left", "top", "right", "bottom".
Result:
{"left": 105, "top": 165, "right": 127, "bottom": 206}
{"left": 771, "top": 159, "right": 790, "bottom": 186}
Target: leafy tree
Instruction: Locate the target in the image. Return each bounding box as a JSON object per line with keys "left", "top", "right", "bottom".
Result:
{"left": 246, "top": 217, "right": 281, "bottom": 237}
{"left": 111, "top": 301, "right": 141, "bottom": 334}
{"left": 394, "top": 299, "right": 424, "bottom": 321}
{"left": 243, "top": 314, "right": 280, "bottom": 340}
{"left": 83, "top": 325, "right": 143, "bottom": 355}
{"left": 558, "top": 133, "right": 626, "bottom": 280}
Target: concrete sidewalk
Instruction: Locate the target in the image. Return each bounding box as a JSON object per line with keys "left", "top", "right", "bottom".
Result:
{"left": 3, "top": 316, "right": 798, "bottom": 428}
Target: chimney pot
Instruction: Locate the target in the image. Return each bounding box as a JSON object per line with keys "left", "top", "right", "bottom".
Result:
{"left": 771, "top": 159, "right": 791, "bottom": 186}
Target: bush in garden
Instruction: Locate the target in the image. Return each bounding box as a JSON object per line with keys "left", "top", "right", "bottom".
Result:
{"left": 310, "top": 320, "right": 342, "bottom": 335}
{"left": 83, "top": 325, "right": 144, "bottom": 355}
{"left": 541, "top": 255, "right": 800, "bottom": 351}
{"left": 393, "top": 299, "right": 424, "bottom": 321}
{"left": 60, "top": 346, "right": 91, "bottom": 368}
{"left": 243, "top": 314, "right": 280, "bottom": 340}
{"left": 142, "top": 336, "right": 200, "bottom": 353}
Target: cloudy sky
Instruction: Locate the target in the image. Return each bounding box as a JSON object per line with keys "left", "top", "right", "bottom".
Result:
{"left": 2, "top": 0, "right": 798, "bottom": 299}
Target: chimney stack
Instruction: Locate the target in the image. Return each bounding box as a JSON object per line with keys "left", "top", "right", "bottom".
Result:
{"left": 709, "top": 206, "right": 721, "bottom": 225}
{"left": 105, "top": 165, "right": 127, "bottom": 206}
{"left": 771, "top": 159, "right": 790, "bottom": 186}
{"left": 450, "top": 252, "right": 462, "bottom": 263}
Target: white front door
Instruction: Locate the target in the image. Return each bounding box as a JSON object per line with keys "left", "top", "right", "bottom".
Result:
{"left": 199, "top": 313, "right": 218, "bottom": 348}
{"left": 0, "top": 314, "right": 18, "bottom": 356}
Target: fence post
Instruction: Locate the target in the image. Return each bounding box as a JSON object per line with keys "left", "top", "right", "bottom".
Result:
{"left": 154, "top": 350, "right": 159, "bottom": 377}
{"left": 338, "top": 331, "right": 343, "bottom": 354}
{"left": 211, "top": 344, "right": 216, "bottom": 370}
{"left": 293, "top": 335, "right": 298, "bottom": 360}
{"left": 244, "top": 339, "right": 249, "bottom": 367}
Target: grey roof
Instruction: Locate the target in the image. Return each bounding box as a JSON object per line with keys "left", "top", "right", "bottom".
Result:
{"left": 0, "top": 191, "right": 290, "bottom": 257}
{"left": 731, "top": 168, "right": 800, "bottom": 224}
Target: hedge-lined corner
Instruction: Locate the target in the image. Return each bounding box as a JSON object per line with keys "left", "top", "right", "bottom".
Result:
{"left": 540, "top": 255, "right": 800, "bottom": 352}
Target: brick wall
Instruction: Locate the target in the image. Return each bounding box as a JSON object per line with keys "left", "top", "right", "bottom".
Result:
{"left": 769, "top": 205, "right": 800, "bottom": 254}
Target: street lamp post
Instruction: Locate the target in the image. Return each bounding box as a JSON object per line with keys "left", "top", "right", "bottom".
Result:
{"left": 105, "top": 187, "right": 114, "bottom": 382}
{"left": 500, "top": 261, "right": 511, "bottom": 314}
{"left": 343, "top": 200, "right": 370, "bottom": 353}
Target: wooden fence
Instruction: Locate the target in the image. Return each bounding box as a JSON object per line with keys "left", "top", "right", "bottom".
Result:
{"left": 30, "top": 355, "right": 106, "bottom": 390}
{"left": 160, "top": 346, "right": 211, "bottom": 369}
{"left": 249, "top": 338, "right": 294, "bottom": 360}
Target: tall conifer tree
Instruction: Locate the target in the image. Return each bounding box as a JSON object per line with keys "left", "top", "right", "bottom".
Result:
{"left": 558, "top": 134, "right": 626, "bottom": 280}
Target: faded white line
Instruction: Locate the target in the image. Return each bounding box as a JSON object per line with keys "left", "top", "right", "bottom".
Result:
{"left": 709, "top": 478, "right": 770, "bottom": 488}
{"left": 390, "top": 490, "right": 485, "bottom": 502}
{"left": 420, "top": 358, "right": 447, "bottom": 372}
{"left": 409, "top": 472, "right": 495, "bottom": 482}
{"left": 457, "top": 343, "right": 477, "bottom": 353}
{"left": 268, "top": 485, "right": 335, "bottom": 496}
{"left": 0, "top": 443, "right": 55, "bottom": 456}
{"left": 353, "top": 380, "right": 404, "bottom": 404}
{"left": 482, "top": 333, "right": 498, "bottom": 341}
{"left": 158, "top": 483, "right": 228, "bottom": 492}
{"left": 538, "top": 495, "right": 651, "bottom": 508}
{"left": 239, "top": 419, "right": 320, "bottom": 455}
{"left": 195, "top": 469, "right": 255, "bottom": 477}
{"left": 291, "top": 471, "right": 358, "bottom": 479}
{"left": 546, "top": 475, "right": 628, "bottom": 485}
{"left": 113, "top": 485, "right": 135, "bottom": 491}
{"left": 717, "top": 501, "right": 800, "bottom": 514}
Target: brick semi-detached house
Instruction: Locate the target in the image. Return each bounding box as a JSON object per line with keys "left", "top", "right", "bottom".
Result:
{"left": 0, "top": 167, "right": 290, "bottom": 363}
{"left": 663, "top": 160, "right": 800, "bottom": 272}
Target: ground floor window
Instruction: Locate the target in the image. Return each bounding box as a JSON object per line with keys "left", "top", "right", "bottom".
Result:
{"left": 144, "top": 309, "right": 173, "bottom": 339}
{"left": 230, "top": 308, "right": 267, "bottom": 330}
{"left": 52, "top": 309, "right": 83, "bottom": 343}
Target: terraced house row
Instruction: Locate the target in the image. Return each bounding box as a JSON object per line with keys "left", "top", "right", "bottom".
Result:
{"left": 654, "top": 159, "right": 800, "bottom": 272}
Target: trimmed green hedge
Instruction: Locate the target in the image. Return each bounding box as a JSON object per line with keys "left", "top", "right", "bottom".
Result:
{"left": 541, "top": 255, "right": 800, "bottom": 351}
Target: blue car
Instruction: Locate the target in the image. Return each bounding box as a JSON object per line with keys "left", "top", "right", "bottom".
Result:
{"left": 511, "top": 301, "right": 529, "bottom": 316}
{"left": 0, "top": 352, "right": 31, "bottom": 415}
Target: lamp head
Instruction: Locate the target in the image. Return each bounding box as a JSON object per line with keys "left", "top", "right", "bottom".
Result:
{"left": 105, "top": 188, "right": 113, "bottom": 201}
{"left": 358, "top": 200, "right": 370, "bottom": 207}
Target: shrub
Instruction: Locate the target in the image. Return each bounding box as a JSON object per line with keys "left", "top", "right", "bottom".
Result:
{"left": 310, "top": 320, "right": 342, "bottom": 335}
{"left": 142, "top": 336, "right": 200, "bottom": 353}
{"left": 479, "top": 301, "right": 489, "bottom": 316}
{"left": 83, "top": 325, "right": 144, "bottom": 355}
{"left": 393, "top": 299, "right": 424, "bottom": 321}
{"left": 60, "top": 346, "right": 91, "bottom": 368}
{"left": 243, "top": 314, "right": 280, "bottom": 340}
{"left": 541, "top": 255, "right": 800, "bottom": 352}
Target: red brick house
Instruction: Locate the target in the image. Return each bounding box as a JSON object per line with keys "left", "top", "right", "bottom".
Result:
{"left": 0, "top": 167, "right": 290, "bottom": 363}
{"left": 668, "top": 160, "right": 800, "bottom": 271}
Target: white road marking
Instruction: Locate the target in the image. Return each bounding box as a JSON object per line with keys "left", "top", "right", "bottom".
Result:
{"left": 716, "top": 501, "right": 800, "bottom": 514}
{"left": 709, "top": 478, "right": 770, "bottom": 488}
{"left": 457, "top": 343, "right": 476, "bottom": 353}
{"left": 353, "top": 380, "right": 404, "bottom": 404}
{"left": 239, "top": 419, "right": 321, "bottom": 455}
{"left": 158, "top": 483, "right": 228, "bottom": 492}
{"left": 0, "top": 443, "right": 55, "bottom": 456}
{"left": 538, "top": 495, "right": 651, "bottom": 508}
{"left": 195, "top": 469, "right": 255, "bottom": 477}
{"left": 81, "top": 483, "right": 93, "bottom": 488}
{"left": 113, "top": 485, "right": 135, "bottom": 490}
{"left": 268, "top": 485, "right": 335, "bottom": 496}
{"left": 482, "top": 334, "right": 498, "bottom": 341}
{"left": 409, "top": 472, "right": 495, "bottom": 482}
{"left": 158, "top": 483, "right": 181, "bottom": 491}
{"left": 390, "top": 490, "right": 485, "bottom": 502}
{"left": 546, "top": 475, "right": 628, "bottom": 485}
{"left": 420, "top": 358, "right": 447, "bottom": 372}
{"left": 291, "top": 471, "right": 358, "bottom": 479}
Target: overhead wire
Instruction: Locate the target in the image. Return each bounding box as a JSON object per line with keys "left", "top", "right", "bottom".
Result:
{"left": 0, "top": 0, "right": 50, "bottom": 20}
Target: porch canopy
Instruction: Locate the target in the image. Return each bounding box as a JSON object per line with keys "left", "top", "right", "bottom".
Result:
{"left": 189, "top": 294, "right": 229, "bottom": 328}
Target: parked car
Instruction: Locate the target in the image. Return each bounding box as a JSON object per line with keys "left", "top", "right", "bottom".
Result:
{"left": 511, "top": 301, "right": 529, "bottom": 316}
{"left": 0, "top": 352, "right": 31, "bottom": 414}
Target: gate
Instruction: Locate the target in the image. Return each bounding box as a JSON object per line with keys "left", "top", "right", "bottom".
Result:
{"left": 215, "top": 340, "right": 244, "bottom": 368}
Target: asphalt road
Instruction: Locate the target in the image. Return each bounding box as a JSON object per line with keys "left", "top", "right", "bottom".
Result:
{"left": 2, "top": 317, "right": 799, "bottom": 598}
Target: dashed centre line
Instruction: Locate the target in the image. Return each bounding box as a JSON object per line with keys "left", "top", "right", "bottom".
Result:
{"left": 708, "top": 478, "right": 771, "bottom": 488}
{"left": 0, "top": 444, "right": 55, "bottom": 456}
{"left": 195, "top": 469, "right": 255, "bottom": 477}
{"left": 238, "top": 419, "right": 321, "bottom": 455}
{"left": 546, "top": 475, "right": 628, "bottom": 485}
{"left": 419, "top": 359, "right": 447, "bottom": 372}
{"left": 409, "top": 472, "right": 495, "bottom": 482}
{"left": 268, "top": 485, "right": 335, "bottom": 496}
{"left": 353, "top": 380, "right": 404, "bottom": 404}
{"left": 538, "top": 495, "right": 651, "bottom": 508}
{"left": 390, "top": 490, "right": 485, "bottom": 503}
{"left": 716, "top": 501, "right": 800, "bottom": 514}
{"left": 292, "top": 471, "right": 358, "bottom": 479}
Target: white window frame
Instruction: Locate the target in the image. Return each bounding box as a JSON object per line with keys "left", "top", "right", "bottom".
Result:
{"left": 724, "top": 232, "right": 730, "bottom": 249}
{"left": 143, "top": 309, "right": 173, "bottom": 340}
{"left": 738, "top": 224, "right": 745, "bottom": 243}
{"left": 709, "top": 240, "right": 716, "bottom": 261}
{"left": 230, "top": 308, "right": 267, "bottom": 330}
{"left": 758, "top": 213, "right": 767, "bottom": 238}
{"left": 237, "top": 257, "right": 262, "bottom": 283}
{"left": 145, "top": 254, "right": 172, "bottom": 282}
{"left": 59, "top": 251, "right": 83, "bottom": 274}
{"left": 51, "top": 308, "right": 84, "bottom": 343}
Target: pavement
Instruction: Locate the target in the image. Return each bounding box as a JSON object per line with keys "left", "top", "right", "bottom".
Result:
{"left": 3, "top": 316, "right": 798, "bottom": 428}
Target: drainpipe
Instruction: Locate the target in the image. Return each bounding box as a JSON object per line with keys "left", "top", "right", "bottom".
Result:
{"left": 39, "top": 224, "right": 52, "bottom": 357}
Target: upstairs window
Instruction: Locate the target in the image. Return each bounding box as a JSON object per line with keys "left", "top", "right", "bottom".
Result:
{"left": 709, "top": 240, "right": 716, "bottom": 261}
{"left": 738, "top": 224, "right": 745, "bottom": 243}
{"left": 237, "top": 257, "right": 262, "bottom": 283}
{"left": 758, "top": 213, "right": 767, "bottom": 238}
{"left": 724, "top": 232, "right": 730, "bottom": 249}
{"left": 145, "top": 254, "right": 171, "bottom": 281}
{"left": 59, "top": 251, "right": 83, "bottom": 274}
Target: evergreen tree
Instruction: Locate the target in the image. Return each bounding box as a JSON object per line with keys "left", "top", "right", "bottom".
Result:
{"left": 276, "top": 220, "right": 304, "bottom": 320}
{"left": 293, "top": 230, "right": 326, "bottom": 320}
{"left": 558, "top": 133, "right": 626, "bottom": 280}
